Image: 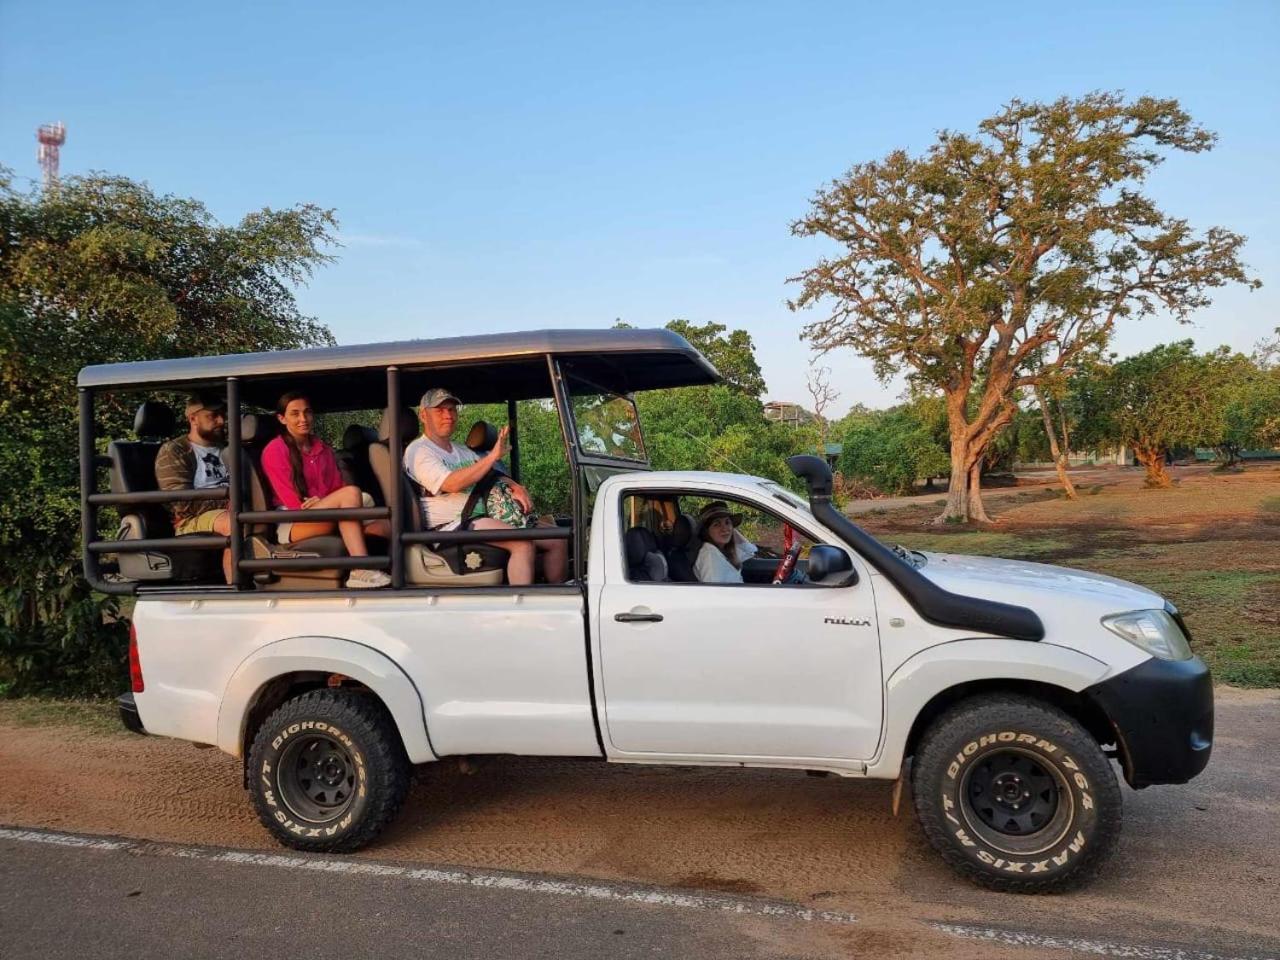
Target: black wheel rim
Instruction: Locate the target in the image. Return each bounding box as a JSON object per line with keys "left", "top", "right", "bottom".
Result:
{"left": 277, "top": 733, "right": 358, "bottom": 825}
{"left": 959, "top": 747, "right": 1072, "bottom": 855}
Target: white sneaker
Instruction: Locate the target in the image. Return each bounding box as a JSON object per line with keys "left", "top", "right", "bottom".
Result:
{"left": 347, "top": 568, "right": 391, "bottom": 589}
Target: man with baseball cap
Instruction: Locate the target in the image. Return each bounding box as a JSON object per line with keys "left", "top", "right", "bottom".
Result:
{"left": 403, "top": 388, "right": 566, "bottom": 585}
{"left": 155, "top": 391, "right": 232, "bottom": 579}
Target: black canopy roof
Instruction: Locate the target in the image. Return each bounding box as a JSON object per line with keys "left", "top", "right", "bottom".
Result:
{"left": 78, "top": 328, "right": 721, "bottom": 409}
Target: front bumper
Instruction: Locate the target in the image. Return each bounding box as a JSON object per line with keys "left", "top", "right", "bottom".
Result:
{"left": 1084, "top": 655, "right": 1213, "bottom": 788}
{"left": 117, "top": 692, "right": 146, "bottom": 735}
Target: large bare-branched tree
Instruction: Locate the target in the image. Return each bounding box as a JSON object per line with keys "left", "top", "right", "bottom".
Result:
{"left": 789, "top": 93, "right": 1258, "bottom": 522}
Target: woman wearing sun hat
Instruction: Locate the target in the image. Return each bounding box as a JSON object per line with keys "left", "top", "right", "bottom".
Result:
{"left": 693, "top": 500, "right": 759, "bottom": 584}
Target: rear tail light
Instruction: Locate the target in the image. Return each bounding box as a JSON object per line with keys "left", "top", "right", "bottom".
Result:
{"left": 128, "top": 622, "right": 144, "bottom": 693}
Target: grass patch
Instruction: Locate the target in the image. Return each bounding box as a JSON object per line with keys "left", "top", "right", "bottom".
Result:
{"left": 891, "top": 531, "right": 1074, "bottom": 561}
{"left": 1261, "top": 495, "right": 1280, "bottom": 514}
{"left": 0, "top": 698, "right": 122, "bottom": 735}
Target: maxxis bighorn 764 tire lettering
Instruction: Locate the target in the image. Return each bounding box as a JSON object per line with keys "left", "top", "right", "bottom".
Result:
{"left": 247, "top": 689, "right": 411, "bottom": 853}
{"left": 911, "top": 694, "right": 1122, "bottom": 893}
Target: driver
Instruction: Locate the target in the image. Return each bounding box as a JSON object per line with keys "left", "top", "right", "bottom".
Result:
{"left": 693, "top": 500, "right": 759, "bottom": 584}
{"left": 403, "top": 388, "right": 566, "bottom": 585}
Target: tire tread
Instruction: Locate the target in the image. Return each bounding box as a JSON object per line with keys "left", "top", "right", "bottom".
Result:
{"left": 911, "top": 694, "right": 1122, "bottom": 894}
{"left": 247, "top": 688, "right": 411, "bottom": 853}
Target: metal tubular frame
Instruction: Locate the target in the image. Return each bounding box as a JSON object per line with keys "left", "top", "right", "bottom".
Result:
{"left": 226, "top": 377, "right": 243, "bottom": 588}
{"left": 387, "top": 366, "right": 404, "bottom": 588}
{"left": 81, "top": 355, "right": 592, "bottom": 594}
{"left": 238, "top": 507, "right": 388, "bottom": 524}
{"left": 547, "top": 357, "right": 585, "bottom": 583}
{"left": 506, "top": 397, "right": 520, "bottom": 481}
{"left": 78, "top": 387, "right": 108, "bottom": 591}
{"left": 88, "top": 535, "right": 228, "bottom": 554}
{"left": 89, "top": 488, "right": 226, "bottom": 506}
{"left": 239, "top": 556, "right": 391, "bottom": 573}
{"left": 402, "top": 527, "right": 572, "bottom": 546}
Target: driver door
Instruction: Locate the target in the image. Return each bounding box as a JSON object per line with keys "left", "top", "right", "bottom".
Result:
{"left": 598, "top": 491, "right": 884, "bottom": 762}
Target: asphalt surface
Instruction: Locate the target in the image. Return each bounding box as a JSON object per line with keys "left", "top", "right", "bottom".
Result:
{"left": 1, "top": 687, "right": 1278, "bottom": 959}
{"left": 0, "top": 835, "right": 848, "bottom": 960}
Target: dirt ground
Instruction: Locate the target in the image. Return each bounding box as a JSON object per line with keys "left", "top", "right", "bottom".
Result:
{"left": 2, "top": 687, "right": 1278, "bottom": 957}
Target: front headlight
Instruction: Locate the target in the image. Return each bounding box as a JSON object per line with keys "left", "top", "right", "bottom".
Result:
{"left": 1101, "top": 609, "right": 1193, "bottom": 661}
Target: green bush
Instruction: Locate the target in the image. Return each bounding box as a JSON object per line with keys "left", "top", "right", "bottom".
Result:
{"left": 0, "top": 169, "right": 335, "bottom": 697}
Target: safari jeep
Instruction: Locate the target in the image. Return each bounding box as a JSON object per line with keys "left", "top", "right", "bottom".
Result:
{"left": 79, "top": 328, "right": 1213, "bottom": 892}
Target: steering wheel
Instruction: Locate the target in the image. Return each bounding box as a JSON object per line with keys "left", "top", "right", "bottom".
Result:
{"left": 768, "top": 527, "right": 798, "bottom": 586}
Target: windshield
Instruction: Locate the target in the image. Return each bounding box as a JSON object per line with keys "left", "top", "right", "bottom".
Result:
{"left": 562, "top": 365, "right": 647, "bottom": 462}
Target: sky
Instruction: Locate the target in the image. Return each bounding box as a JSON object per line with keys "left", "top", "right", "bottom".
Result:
{"left": 1, "top": 0, "right": 1276, "bottom": 415}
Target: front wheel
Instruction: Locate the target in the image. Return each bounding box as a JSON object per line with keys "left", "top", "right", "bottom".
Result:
{"left": 248, "top": 689, "right": 411, "bottom": 853}
{"left": 911, "top": 695, "right": 1121, "bottom": 893}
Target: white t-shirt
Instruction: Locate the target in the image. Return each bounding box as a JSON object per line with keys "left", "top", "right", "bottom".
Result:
{"left": 403, "top": 436, "right": 480, "bottom": 529}
{"left": 190, "top": 442, "right": 229, "bottom": 489}
{"left": 693, "top": 532, "right": 758, "bottom": 584}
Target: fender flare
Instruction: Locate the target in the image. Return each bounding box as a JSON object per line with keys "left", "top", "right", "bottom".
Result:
{"left": 217, "top": 635, "right": 436, "bottom": 763}
{"left": 866, "top": 638, "right": 1111, "bottom": 779}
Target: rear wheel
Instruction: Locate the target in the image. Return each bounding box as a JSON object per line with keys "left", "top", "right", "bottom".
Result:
{"left": 911, "top": 695, "right": 1121, "bottom": 893}
{"left": 248, "top": 689, "right": 410, "bottom": 853}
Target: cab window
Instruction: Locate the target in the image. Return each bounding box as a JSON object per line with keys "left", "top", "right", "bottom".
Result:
{"left": 620, "top": 492, "right": 821, "bottom": 586}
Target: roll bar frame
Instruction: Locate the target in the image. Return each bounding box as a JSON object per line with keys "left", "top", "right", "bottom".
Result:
{"left": 79, "top": 353, "right": 599, "bottom": 596}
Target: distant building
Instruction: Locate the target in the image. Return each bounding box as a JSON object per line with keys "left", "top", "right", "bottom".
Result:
{"left": 764, "top": 401, "right": 813, "bottom": 426}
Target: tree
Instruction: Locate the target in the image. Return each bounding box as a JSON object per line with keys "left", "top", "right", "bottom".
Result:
{"left": 1216, "top": 350, "right": 1280, "bottom": 467}
{"left": 838, "top": 405, "right": 950, "bottom": 496}
{"left": 805, "top": 365, "right": 839, "bottom": 446}
{"left": 1029, "top": 353, "right": 1108, "bottom": 498}
{"left": 0, "top": 169, "right": 336, "bottom": 695}
{"left": 789, "top": 92, "right": 1259, "bottom": 522}
{"left": 1092, "top": 341, "right": 1226, "bottom": 487}
{"left": 663, "top": 319, "right": 767, "bottom": 397}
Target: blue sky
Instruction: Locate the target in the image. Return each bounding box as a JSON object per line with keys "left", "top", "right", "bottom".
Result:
{"left": 2, "top": 1, "right": 1276, "bottom": 413}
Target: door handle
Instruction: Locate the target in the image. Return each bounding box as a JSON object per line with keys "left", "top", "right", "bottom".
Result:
{"left": 614, "top": 611, "right": 663, "bottom": 623}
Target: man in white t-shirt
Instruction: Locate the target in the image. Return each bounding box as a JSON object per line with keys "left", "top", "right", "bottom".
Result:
{"left": 403, "top": 388, "right": 566, "bottom": 585}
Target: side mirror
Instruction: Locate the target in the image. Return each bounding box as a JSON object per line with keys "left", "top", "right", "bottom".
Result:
{"left": 807, "top": 545, "right": 857, "bottom": 586}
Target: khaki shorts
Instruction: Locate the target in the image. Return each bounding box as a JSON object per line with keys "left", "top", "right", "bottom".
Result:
{"left": 176, "top": 509, "right": 226, "bottom": 535}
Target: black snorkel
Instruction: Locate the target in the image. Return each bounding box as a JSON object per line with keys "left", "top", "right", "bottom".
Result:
{"left": 788, "top": 455, "right": 1045, "bottom": 641}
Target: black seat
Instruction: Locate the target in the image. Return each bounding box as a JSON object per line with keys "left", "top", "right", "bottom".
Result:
{"left": 108, "top": 402, "right": 220, "bottom": 582}
{"left": 625, "top": 526, "right": 668, "bottom": 582}
{"left": 465, "top": 420, "right": 512, "bottom": 477}
{"left": 338, "top": 424, "right": 383, "bottom": 506}
{"left": 239, "top": 413, "right": 346, "bottom": 590}
{"left": 368, "top": 407, "right": 507, "bottom": 586}
{"left": 664, "top": 514, "right": 698, "bottom": 582}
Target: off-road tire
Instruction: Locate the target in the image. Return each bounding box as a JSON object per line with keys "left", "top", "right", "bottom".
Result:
{"left": 247, "top": 689, "right": 411, "bottom": 853}
{"left": 911, "top": 694, "right": 1122, "bottom": 893}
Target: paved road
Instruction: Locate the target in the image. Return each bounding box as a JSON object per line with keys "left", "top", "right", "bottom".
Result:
{"left": 1, "top": 688, "right": 1277, "bottom": 959}
{"left": 0, "top": 833, "right": 865, "bottom": 960}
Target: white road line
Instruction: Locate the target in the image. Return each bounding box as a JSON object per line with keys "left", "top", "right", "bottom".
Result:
{"left": 932, "top": 922, "right": 1279, "bottom": 960}
{"left": 0, "top": 826, "right": 857, "bottom": 926}
{"left": 0, "top": 827, "right": 129, "bottom": 851}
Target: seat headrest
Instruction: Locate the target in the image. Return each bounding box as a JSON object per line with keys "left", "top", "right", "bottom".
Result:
{"left": 624, "top": 526, "right": 659, "bottom": 568}
{"left": 378, "top": 406, "right": 418, "bottom": 444}
{"left": 343, "top": 423, "right": 377, "bottom": 451}
{"left": 239, "top": 413, "right": 277, "bottom": 445}
{"left": 466, "top": 420, "right": 499, "bottom": 453}
{"left": 134, "top": 401, "right": 175, "bottom": 439}
{"left": 671, "top": 513, "right": 695, "bottom": 549}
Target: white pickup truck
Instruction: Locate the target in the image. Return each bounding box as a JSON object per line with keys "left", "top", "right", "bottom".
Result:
{"left": 79, "top": 329, "right": 1213, "bottom": 893}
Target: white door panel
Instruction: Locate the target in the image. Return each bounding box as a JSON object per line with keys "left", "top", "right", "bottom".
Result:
{"left": 600, "top": 580, "right": 883, "bottom": 760}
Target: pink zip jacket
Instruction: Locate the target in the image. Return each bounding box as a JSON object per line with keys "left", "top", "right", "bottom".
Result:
{"left": 261, "top": 435, "right": 344, "bottom": 510}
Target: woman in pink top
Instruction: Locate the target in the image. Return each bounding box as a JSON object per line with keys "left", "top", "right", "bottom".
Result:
{"left": 263, "top": 392, "right": 392, "bottom": 588}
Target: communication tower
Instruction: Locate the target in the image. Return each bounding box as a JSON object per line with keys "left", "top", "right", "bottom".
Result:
{"left": 37, "top": 122, "right": 67, "bottom": 189}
